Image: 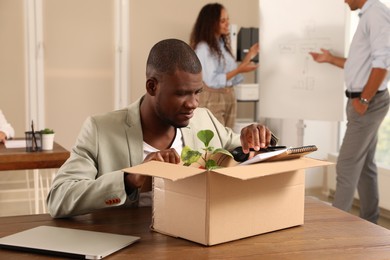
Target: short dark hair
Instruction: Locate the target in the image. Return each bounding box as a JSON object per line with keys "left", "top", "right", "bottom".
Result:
{"left": 146, "top": 39, "right": 202, "bottom": 77}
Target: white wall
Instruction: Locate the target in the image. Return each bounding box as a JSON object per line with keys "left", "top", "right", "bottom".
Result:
{"left": 0, "top": 0, "right": 26, "bottom": 137}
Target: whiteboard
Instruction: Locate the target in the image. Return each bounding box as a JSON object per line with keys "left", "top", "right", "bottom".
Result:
{"left": 258, "top": 0, "right": 347, "bottom": 121}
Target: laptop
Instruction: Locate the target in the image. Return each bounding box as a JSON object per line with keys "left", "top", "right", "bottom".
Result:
{"left": 0, "top": 226, "right": 140, "bottom": 259}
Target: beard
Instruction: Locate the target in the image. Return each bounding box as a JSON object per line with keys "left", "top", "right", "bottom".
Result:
{"left": 154, "top": 101, "right": 189, "bottom": 129}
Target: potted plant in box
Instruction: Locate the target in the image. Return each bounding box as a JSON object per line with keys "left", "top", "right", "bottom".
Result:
{"left": 181, "top": 129, "right": 233, "bottom": 170}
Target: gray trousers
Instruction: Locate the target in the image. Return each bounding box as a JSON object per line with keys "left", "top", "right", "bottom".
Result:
{"left": 333, "top": 89, "right": 389, "bottom": 223}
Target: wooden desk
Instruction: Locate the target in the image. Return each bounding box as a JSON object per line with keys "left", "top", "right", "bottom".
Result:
{"left": 1, "top": 197, "right": 390, "bottom": 259}
{"left": 0, "top": 141, "right": 70, "bottom": 171}
{"left": 0, "top": 141, "right": 70, "bottom": 214}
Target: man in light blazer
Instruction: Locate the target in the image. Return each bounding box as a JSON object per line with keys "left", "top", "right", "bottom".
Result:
{"left": 47, "top": 39, "right": 273, "bottom": 218}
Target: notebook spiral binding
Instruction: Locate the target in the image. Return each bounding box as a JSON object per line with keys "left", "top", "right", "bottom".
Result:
{"left": 286, "top": 145, "right": 318, "bottom": 155}
{"left": 262, "top": 144, "right": 318, "bottom": 162}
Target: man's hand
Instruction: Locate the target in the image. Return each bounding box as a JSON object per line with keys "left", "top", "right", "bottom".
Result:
{"left": 309, "top": 48, "right": 332, "bottom": 63}
{"left": 124, "top": 148, "right": 180, "bottom": 193}
{"left": 143, "top": 148, "right": 180, "bottom": 164}
{"left": 352, "top": 99, "right": 368, "bottom": 115}
{"left": 240, "top": 124, "right": 272, "bottom": 154}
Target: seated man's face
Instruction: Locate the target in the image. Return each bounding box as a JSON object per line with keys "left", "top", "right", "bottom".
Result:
{"left": 154, "top": 70, "right": 203, "bottom": 128}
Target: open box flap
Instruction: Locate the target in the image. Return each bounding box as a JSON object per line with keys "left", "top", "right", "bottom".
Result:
{"left": 122, "top": 160, "right": 204, "bottom": 181}
{"left": 212, "top": 157, "right": 333, "bottom": 180}
{"left": 122, "top": 157, "right": 333, "bottom": 181}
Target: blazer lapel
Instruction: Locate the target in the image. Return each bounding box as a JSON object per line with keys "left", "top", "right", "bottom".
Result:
{"left": 125, "top": 98, "right": 144, "bottom": 166}
{"left": 181, "top": 123, "right": 199, "bottom": 150}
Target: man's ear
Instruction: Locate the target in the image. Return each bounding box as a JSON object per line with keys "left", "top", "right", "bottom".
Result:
{"left": 146, "top": 77, "right": 157, "bottom": 96}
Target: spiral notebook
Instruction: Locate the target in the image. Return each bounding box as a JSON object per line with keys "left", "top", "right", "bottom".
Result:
{"left": 240, "top": 145, "right": 318, "bottom": 165}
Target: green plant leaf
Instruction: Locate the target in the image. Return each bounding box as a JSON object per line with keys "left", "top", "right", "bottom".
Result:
{"left": 181, "top": 146, "right": 202, "bottom": 166}
{"left": 197, "top": 130, "right": 214, "bottom": 147}
{"left": 212, "top": 148, "right": 233, "bottom": 158}
{"left": 205, "top": 159, "right": 218, "bottom": 170}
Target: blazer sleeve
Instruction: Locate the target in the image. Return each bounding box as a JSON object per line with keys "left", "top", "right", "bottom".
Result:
{"left": 46, "top": 116, "right": 138, "bottom": 218}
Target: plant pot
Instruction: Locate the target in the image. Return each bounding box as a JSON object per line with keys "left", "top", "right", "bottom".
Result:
{"left": 41, "top": 133, "right": 55, "bottom": 150}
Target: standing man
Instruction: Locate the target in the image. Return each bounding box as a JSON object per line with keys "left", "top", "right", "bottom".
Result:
{"left": 309, "top": 0, "right": 390, "bottom": 223}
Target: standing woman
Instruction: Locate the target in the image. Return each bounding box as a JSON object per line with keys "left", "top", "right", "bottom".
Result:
{"left": 190, "top": 3, "right": 259, "bottom": 129}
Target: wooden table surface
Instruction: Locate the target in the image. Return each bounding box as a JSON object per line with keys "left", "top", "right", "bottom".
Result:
{"left": 0, "top": 141, "right": 70, "bottom": 171}
{"left": 1, "top": 197, "right": 390, "bottom": 259}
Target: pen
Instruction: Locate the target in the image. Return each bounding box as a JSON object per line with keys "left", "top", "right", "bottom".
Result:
{"left": 31, "top": 120, "right": 38, "bottom": 151}
{"left": 245, "top": 146, "right": 287, "bottom": 152}
{"left": 259, "top": 146, "right": 287, "bottom": 152}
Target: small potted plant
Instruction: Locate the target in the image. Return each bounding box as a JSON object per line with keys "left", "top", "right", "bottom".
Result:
{"left": 181, "top": 129, "right": 233, "bottom": 170}
{"left": 40, "top": 128, "right": 55, "bottom": 150}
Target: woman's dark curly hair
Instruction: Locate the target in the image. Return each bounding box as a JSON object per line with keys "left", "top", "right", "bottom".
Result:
{"left": 189, "top": 3, "right": 233, "bottom": 61}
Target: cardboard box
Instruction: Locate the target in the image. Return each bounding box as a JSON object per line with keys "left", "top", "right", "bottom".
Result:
{"left": 234, "top": 83, "right": 259, "bottom": 101}
{"left": 123, "top": 157, "right": 330, "bottom": 246}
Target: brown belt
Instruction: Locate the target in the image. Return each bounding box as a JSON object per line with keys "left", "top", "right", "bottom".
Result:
{"left": 203, "top": 85, "right": 234, "bottom": 93}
